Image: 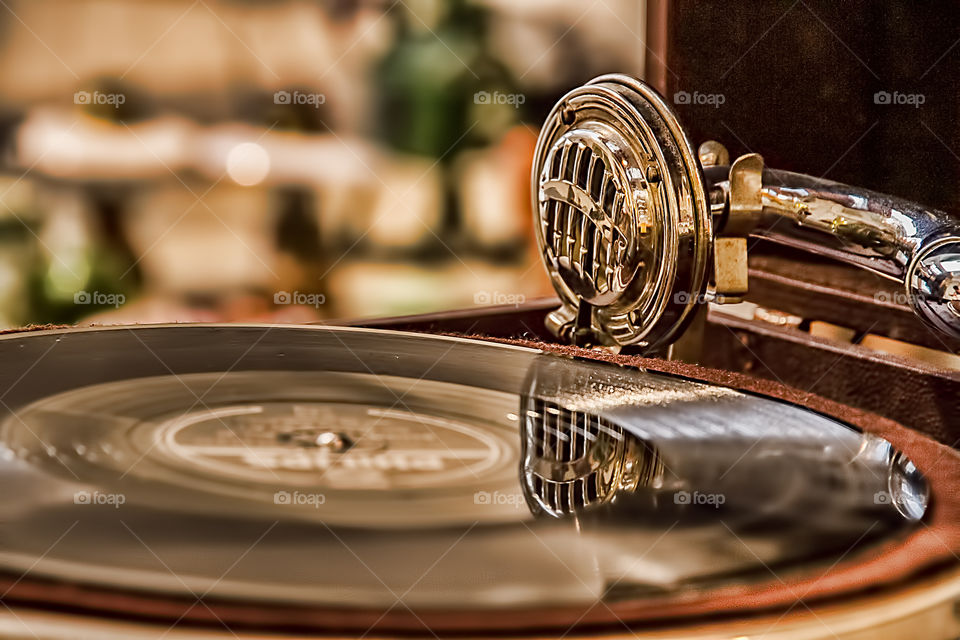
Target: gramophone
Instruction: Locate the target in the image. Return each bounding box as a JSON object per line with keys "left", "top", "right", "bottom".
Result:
{"left": 0, "top": 75, "right": 956, "bottom": 640}
{"left": 531, "top": 73, "right": 960, "bottom": 350}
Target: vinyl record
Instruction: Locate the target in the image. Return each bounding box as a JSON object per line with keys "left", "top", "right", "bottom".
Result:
{"left": 0, "top": 325, "right": 934, "bottom": 634}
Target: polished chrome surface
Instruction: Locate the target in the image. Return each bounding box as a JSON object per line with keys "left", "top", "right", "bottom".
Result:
{"left": 0, "top": 325, "right": 927, "bottom": 613}
{"left": 534, "top": 74, "right": 960, "bottom": 347}
{"left": 713, "top": 166, "right": 960, "bottom": 338}
{"left": 532, "top": 74, "right": 711, "bottom": 349}
{"left": 520, "top": 395, "right": 665, "bottom": 517}
{"left": 539, "top": 126, "right": 638, "bottom": 306}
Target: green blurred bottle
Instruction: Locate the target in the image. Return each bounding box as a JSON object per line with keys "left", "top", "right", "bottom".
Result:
{"left": 373, "top": 0, "right": 521, "bottom": 160}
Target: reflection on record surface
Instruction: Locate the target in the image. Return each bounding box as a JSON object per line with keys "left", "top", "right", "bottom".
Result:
{"left": 0, "top": 325, "right": 928, "bottom": 610}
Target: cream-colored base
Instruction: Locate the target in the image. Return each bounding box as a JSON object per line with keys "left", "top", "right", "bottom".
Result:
{"left": 0, "top": 567, "right": 957, "bottom": 639}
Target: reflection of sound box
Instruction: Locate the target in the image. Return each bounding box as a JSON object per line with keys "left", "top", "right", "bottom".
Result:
{"left": 0, "top": 74, "right": 957, "bottom": 639}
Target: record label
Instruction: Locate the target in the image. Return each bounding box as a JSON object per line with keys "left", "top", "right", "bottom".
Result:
{"left": 154, "top": 401, "right": 508, "bottom": 489}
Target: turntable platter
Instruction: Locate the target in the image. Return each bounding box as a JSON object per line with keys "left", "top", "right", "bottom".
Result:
{"left": 0, "top": 325, "right": 932, "bottom": 632}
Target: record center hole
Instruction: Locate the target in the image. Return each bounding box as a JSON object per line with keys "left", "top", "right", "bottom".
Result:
{"left": 277, "top": 429, "right": 354, "bottom": 452}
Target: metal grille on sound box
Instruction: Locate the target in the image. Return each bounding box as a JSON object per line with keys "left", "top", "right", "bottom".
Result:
{"left": 539, "top": 134, "right": 632, "bottom": 302}
{"left": 521, "top": 396, "right": 663, "bottom": 517}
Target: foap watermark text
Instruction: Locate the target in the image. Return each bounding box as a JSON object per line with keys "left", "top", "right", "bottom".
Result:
{"left": 74, "top": 90, "right": 125, "bottom": 108}
{"left": 274, "top": 90, "right": 326, "bottom": 107}
{"left": 674, "top": 91, "right": 725, "bottom": 108}
{"left": 674, "top": 490, "right": 725, "bottom": 508}
{"left": 874, "top": 91, "right": 925, "bottom": 108}
{"left": 275, "top": 291, "right": 325, "bottom": 308}
{"left": 74, "top": 490, "right": 125, "bottom": 508}
{"left": 75, "top": 290, "right": 125, "bottom": 308}
{"left": 474, "top": 290, "right": 525, "bottom": 306}
{"left": 274, "top": 491, "right": 326, "bottom": 508}
{"left": 474, "top": 90, "right": 525, "bottom": 108}
{"left": 474, "top": 490, "right": 525, "bottom": 508}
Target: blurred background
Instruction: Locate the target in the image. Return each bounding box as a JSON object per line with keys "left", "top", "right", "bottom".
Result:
{"left": 0, "top": 0, "right": 647, "bottom": 327}
{"left": 0, "top": 0, "right": 959, "bottom": 338}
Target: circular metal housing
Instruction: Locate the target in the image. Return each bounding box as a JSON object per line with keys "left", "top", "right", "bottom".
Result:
{"left": 532, "top": 74, "right": 711, "bottom": 348}
{"left": 906, "top": 235, "right": 960, "bottom": 340}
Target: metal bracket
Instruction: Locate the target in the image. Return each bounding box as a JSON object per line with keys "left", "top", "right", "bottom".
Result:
{"left": 726, "top": 153, "right": 764, "bottom": 236}
{"left": 713, "top": 237, "right": 749, "bottom": 303}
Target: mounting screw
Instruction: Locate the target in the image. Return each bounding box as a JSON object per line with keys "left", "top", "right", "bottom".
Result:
{"left": 645, "top": 165, "right": 661, "bottom": 184}
{"left": 698, "top": 140, "right": 730, "bottom": 168}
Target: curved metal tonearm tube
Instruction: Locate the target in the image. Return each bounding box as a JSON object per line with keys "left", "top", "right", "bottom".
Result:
{"left": 707, "top": 158, "right": 960, "bottom": 340}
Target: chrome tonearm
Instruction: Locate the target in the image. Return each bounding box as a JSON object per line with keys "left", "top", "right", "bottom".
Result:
{"left": 531, "top": 74, "right": 960, "bottom": 351}
{"left": 705, "top": 152, "right": 960, "bottom": 340}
